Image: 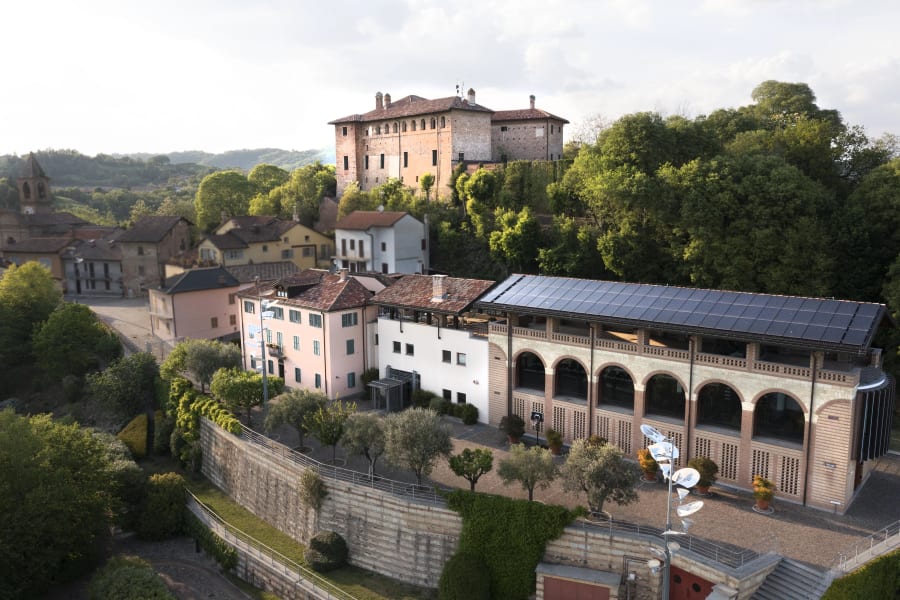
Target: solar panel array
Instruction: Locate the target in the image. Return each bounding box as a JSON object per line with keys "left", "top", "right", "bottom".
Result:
{"left": 476, "top": 275, "right": 885, "bottom": 351}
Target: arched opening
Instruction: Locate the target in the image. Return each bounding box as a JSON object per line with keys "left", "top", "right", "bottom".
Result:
{"left": 430, "top": 118, "right": 436, "bottom": 129}
{"left": 421, "top": 119, "right": 426, "bottom": 130}
{"left": 393, "top": 122, "right": 399, "bottom": 133}
{"left": 645, "top": 374, "right": 685, "bottom": 420}
{"left": 598, "top": 366, "right": 634, "bottom": 411}
{"left": 375, "top": 125, "right": 381, "bottom": 135}
{"left": 402, "top": 121, "right": 407, "bottom": 132}
{"left": 37, "top": 182, "right": 46, "bottom": 199}
{"left": 754, "top": 392, "right": 804, "bottom": 443}
{"left": 555, "top": 359, "right": 586, "bottom": 401}
{"left": 440, "top": 116, "right": 446, "bottom": 128}
{"left": 22, "top": 182, "right": 31, "bottom": 199}
{"left": 697, "top": 383, "right": 741, "bottom": 430}
{"left": 516, "top": 351, "right": 545, "bottom": 392}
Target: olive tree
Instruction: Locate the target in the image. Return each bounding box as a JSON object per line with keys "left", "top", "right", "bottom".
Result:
{"left": 264, "top": 389, "right": 327, "bottom": 450}
{"left": 560, "top": 439, "right": 639, "bottom": 514}
{"left": 341, "top": 412, "right": 386, "bottom": 478}
{"left": 497, "top": 443, "right": 557, "bottom": 501}
{"left": 448, "top": 448, "right": 493, "bottom": 491}
{"left": 383, "top": 408, "right": 452, "bottom": 486}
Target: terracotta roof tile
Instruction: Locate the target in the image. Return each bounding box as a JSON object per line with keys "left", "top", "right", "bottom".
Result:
{"left": 334, "top": 211, "right": 410, "bottom": 230}
{"left": 371, "top": 274, "right": 495, "bottom": 314}
{"left": 117, "top": 216, "right": 189, "bottom": 243}
{"left": 2, "top": 236, "right": 72, "bottom": 253}
{"left": 492, "top": 107, "right": 569, "bottom": 123}
{"left": 330, "top": 95, "right": 493, "bottom": 124}
{"left": 239, "top": 269, "right": 372, "bottom": 312}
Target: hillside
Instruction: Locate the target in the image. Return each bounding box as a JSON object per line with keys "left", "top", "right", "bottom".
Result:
{"left": 123, "top": 147, "right": 334, "bottom": 171}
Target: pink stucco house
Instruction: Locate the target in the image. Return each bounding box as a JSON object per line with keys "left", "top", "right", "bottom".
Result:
{"left": 149, "top": 266, "right": 242, "bottom": 344}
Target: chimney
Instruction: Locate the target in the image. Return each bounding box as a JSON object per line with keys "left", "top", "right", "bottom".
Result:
{"left": 292, "top": 202, "right": 299, "bottom": 222}
{"left": 220, "top": 210, "right": 228, "bottom": 224}
{"left": 384, "top": 93, "right": 392, "bottom": 108}
{"left": 432, "top": 274, "right": 448, "bottom": 301}
{"left": 375, "top": 91, "right": 383, "bottom": 110}
{"left": 339, "top": 268, "right": 348, "bottom": 282}
{"left": 467, "top": 88, "right": 476, "bottom": 106}
{"left": 529, "top": 94, "right": 535, "bottom": 109}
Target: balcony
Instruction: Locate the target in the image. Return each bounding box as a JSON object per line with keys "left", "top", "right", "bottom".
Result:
{"left": 265, "top": 344, "right": 283, "bottom": 358}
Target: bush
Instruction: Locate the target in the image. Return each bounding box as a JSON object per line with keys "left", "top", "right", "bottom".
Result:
{"left": 460, "top": 403, "right": 479, "bottom": 425}
{"left": 305, "top": 530, "right": 348, "bottom": 572}
{"left": 430, "top": 396, "right": 452, "bottom": 415}
{"left": 412, "top": 388, "right": 436, "bottom": 409}
{"left": 822, "top": 549, "right": 900, "bottom": 600}
{"left": 62, "top": 374, "right": 84, "bottom": 403}
{"left": 117, "top": 413, "right": 148, "bottom": 459}
{"left": 439, "top": 551, "right": 491, "bottom": 600}
{"left": 299, "top": 469, "right": 328, "bottom": 512}
{"left": 135, "top": 472, "right": 185, "bottom": 540}
{"left": 88, "top": 555, "right": 174, "bottom": 600}
{"left": 153, "top": 412, "right": 174, "bottom": 455}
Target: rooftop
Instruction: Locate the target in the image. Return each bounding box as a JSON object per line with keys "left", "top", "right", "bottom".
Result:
{"left": 329, "top": 94, "right": 493, "bottom": 124}
{"left": 334, "top": 210, "right": 411, "bottom": 230}
{"left": 371, "top": 274, "right": 495, "bottom": 315}
{"left": 117, "top": 216, "right": 189, "bottom": 243}
{"left": 158, "top": 266, "right": 240, "bottom": 294}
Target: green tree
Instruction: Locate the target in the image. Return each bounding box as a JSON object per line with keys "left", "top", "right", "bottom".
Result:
{"left": 419, "top": 172, "right": 435, "bottom": 201}
{"left": 340, "top": 412, "right": 386, "bottom": 478}
{"left": 160, "top": 339, "right": 241, "bottom": 392}
{"left": 489, "top": 206, "right": 541, "bottom": 273}
{"left": 264, "top": 388, "right": 327, "bottom": 450}
{"left": 497, "top": 443, "right": 557, "bottom": 501}
{"left": 32, "top": 302, "right": 122, "bottom": 377}
{"left": 248, "top": 192, "right": 281, "bottom": 217}
{"left": 210, "top": 367, "right": 283, "bottom": 426}
{"left": 88, "top": 556, "right": 175, "bottom": 600}
{"left": 448, "top": 448, "right": 493, "bottom": 491}
{"left": 560, "top": 439, "right": 639, "bottom": 514}
{"left": 248, "top": 163, "right": 289, "bottom": 194}
{"left": 383, "top": 408, "right": 453, "bottom": 485}
{"left": 129, "top": 198, "right": 153, "bottom": 224}
{"left": 0, "top": 262, "right": 62, "bottom": 368}
{"left": 87, "top": 352, "right": 160, "bottom": 420}
{"left": 305, "top": 400, "right": 356, "bottom": 463}
{"left": 0, "top": 410, "right": 114, "bottom": 598}
{"left": 336, "top": 181, "right": 375, "bottom": 219}
{"left": 268, "top": 162, "right": 337, "bottom": 224}
{"left": 194, "top": 170, "right": 255, "bottom": 231}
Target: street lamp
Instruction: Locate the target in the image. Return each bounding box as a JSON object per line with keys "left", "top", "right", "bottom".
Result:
{"left": 640, "top": 424, "right": 703, "bottom": 600}
{"left": 250, "top": 277, "right": 279, "bottom": 420}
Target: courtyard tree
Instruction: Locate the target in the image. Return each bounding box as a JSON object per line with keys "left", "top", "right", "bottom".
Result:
{"left": 383, "top": 407, "right": 453, "bottom": 486}
{"left": 87, "top": 352, "right": 160, "bottom": 421}
{"left": 340, "top": 412, "right": 386, "bottom": 478}
{"left": 160, "top": 339, "right": 242, "bottom": 392}
{"left": 32, "top": 302, "right": 122, "bottom": 378}
{"left": 497, "top": 443, "right": 557, "bottom": 501}
{"left": 264, "top": 389, "right": 327, "bottom": 450}
{"left": 448, "top": 447, "right": 494, "bottom": 491}
{"left": 305, "top": 400, "right": 357, "bottom": 464}
{"left": 210, "top": 367, "right": 284, "bottom": 425}
{"left": 560, "top": 439, "right": 640, "bottom": 514}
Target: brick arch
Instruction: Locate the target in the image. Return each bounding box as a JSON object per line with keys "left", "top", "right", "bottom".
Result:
{"left": 595, "top": 363, "right": 636, "bottom": 411}
{"left": 552, "top": 355, "right": 589, "bottom": 401}
{"left": 640, "top": 370, "right": 688, "bottom": 391}
{"left": 514, "top": 349, "right": 547, "bottom": 392}
{"left": 751, "top": 389, "right": 807, "bottom": 444}
{"left": 550, "top": 354, "right": 587, "bottom": 372}
{"left": 593, "top": 361, "right": 637, "bottom": 382}
{"left": 512, "top": 348, "right": 547, "bottom": 367}
{"left": 749, "top": 389, "right": 808, "bottom": 416}
{"left": 693, "top": 378, "right": 747, "bottom": 404}
{"left": 643, "top": 371, "right": 688, "bottom": 420}
{"left": 695, "top": 380, "right": 744, "bottom": 431}
{"left": 814, "top": 397, "right": 853, "bottom": 416}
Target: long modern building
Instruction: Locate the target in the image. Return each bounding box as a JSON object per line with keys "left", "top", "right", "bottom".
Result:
{"left": 475, "top": 274, "right": 895, "bottom": 513}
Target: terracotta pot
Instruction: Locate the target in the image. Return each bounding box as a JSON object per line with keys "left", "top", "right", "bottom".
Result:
{"left": 550, "top": 445, "right": 562, "bottom": 456}
{"left": 508, "top": 435, "right": 521, "bottom": 445}
{"left": 696, "top": 485, "right": 710, "bottom": 495}
{"left": 755, "top": 498, "right": 770, "bottom": 511}
{"left": 642, "top": 471, "right": 657, "bottom": 482}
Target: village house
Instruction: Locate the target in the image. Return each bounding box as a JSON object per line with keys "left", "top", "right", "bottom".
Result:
{"left": 333, "top": 210, "right": 427, "bottom": 274}
{"left": 198, "top": 216, "right": 334, "bottom": 270}
{"left": 116, "top": 215, "right": 192, "bottom": 297}
{"left": 149, "top": 266, "right": 242, "bottom": 344}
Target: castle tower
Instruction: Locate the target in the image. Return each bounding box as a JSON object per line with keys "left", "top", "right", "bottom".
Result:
{"left": 17, "top": 153, "right": 52, "bottom": 215}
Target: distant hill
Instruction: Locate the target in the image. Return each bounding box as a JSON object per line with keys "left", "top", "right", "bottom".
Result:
{"left": 0, "top": 147, "right": 336, "bottom": 189}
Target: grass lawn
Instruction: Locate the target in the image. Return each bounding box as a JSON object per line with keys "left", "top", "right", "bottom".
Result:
{"left": 186, "top": 478, "right": 436, "bottom": 600}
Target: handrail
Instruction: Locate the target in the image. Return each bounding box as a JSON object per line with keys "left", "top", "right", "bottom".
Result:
{"left": 186, "top": 490, "right": 361, "bottom": 600}
{"left": 238, "top": 424, "right": 450, "bottom": 506}
{"left": 830, "top": 519, "right": 900, "bottom": 574}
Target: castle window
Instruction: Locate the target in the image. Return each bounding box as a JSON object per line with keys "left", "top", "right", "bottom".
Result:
{"left": 342, "top": 126, "right": 348, "bottom": 136}
{"left": 403, "top": 152, "right": 408, "bottom": 168}
{"left": 430, "top": 118, "right": 436, "bottom": 129}
{"left": 432, "top": 150, "right": 437, "bottom": 166}
{"left": 500, "top": 126, "right": 508, "bottom": 132}
{"left": 376, "top": 125, "right": 381, "bottom": 134}
{"left": 401, "top": 121, "right": 407, "bottom": 132}
{"left": 536, "top": 127, "right": 545, "bottom": 137}
{"left": 384, "top": 123, "right": 389, "bottom": 133}
{"left": 22, "top": 182, "right": 31, "bottom": 199}
{"left": 458, "top": 152, "right": 464, "bottom": 162}
{"left": 343, "top": 156, "right": 349, "bottom": 170}
{"left": 411, "top": 120, "right": 416, "bottom": 131}
{"left": 393, "top": 122, "right": 399, "bottom": 133}
{"left": 365, "top": 155, "right": 369, "bottom": 169}
{"left": 380, "top": 154, "right": 385, "bottom": 169}
{"left": 421, "top": 119, "right": 426, "bottom": 130}
{"left": 551, "top": 125, "right": 554, "bottom": 134}
{"left": 440, "top": 116, "right": 446, "bottom": 128}
{"left": 37, "top": 182, "right": 46, "bottom": 199}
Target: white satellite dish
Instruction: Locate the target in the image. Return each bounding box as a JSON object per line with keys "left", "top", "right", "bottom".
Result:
{"left": 640, "top": 424, "right": 666, "bottom": 443}
{"left": 676, "top": 500, "right": 704, "bottom": 517}
{"left": 648, "top": 441, "right": 679, "bottom": 462}
{"left": 672, "top": 467, "right": 701, "bottom": 489}
{"left": 646, "top": 546, "right": 666, "bottom": 561}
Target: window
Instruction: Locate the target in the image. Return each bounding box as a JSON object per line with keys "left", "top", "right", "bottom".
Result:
{"left": 225, "top": 249, "right": 244, "bottom": 260}
{"left": 266, "top": 329, "right": 272, "bottom": 344}
{"left": 276, "top": 331, "right": 283, "bottom": 348}
{"left": 309, "top": 314, "right": 323, "bottom": 328}
{"left": 244, "top": 300, "right": 255, "bottom": 314}
{"left": 262, "top": 245, "right": 268, "bottom": 252}
{"left": 405, "top": 343, "right": 414, "bottom": 356}
{"left": 346, "top": 339, "right": 355, "bottom": 355}
{"left": 313, "top": 340, "right": 321, "bottom": 356}
{"left": 350, "top": 239, "right": 355, "bottom": 250}
{"left": 342, "top": 126, "right": 348, "bottom": 136}
{"left": 457, "top": 353, "right": 466, "bottom": 366}
{"left": 440, "top": 116, "right": 446, "bottom": 127}
{"left": 432, "top": 150, "right": 437, "bottom": 166}
{"left": 250, "top": 356, "right": 256, "bottom": 370}
{"left": 551, "top": 125, "right": 554, "bottom": 134}
{"left": 430, "top": 118, "right": 436, "bottom": 129}
{"left": 457, "top": 392, "right": 466, "bottom": 404}
{"left": 697, "top": 383, "right": 741, "bottom": 430}
{"left": 211, "top": 317, "right": 218, "bottom": 328}
{"left": 645, "top": 374, "right": 685, "bottom": 419}
{"left": 536, "top": 127, "right": 544, "bottom": 137}
{"left": 267, "top": 359, "right": 274, "bottom": 375}
{"left": 294, "top": 367, "right": 302, "bottom": 383}
{"left": 137, "top": 246, "right": 144, "bottom": 256}
{"left": 501, "top": 154, "right": 508, "bottom": 163}
{"left": 403, "top": 151, "right": 408, "bottom": 168}
{"left": 347, "top": 372, "right": 356, "bottom": 388}
{"left": 229, "top": 314, "right": 236, "bottom": 326}
{"left": 458, "top": 152, "right": 464, "bottom": 162}
{"left": 270, "top": 307, "right": 283, "bottom": 319}
{"left": 365, "top": 155, "right": 369, "bottom": 169}
{"left": 443, "top": 389, "right": 452, "bottom": 401}
{"left": 382, "top": 263, "right": 388, "bottom": 274}
{"left": 421, "top": 119, "right": 426, "bottom": 129}
{"left": 411, "top": 120, "right": 416, "bottom": 131}
{"left": 343, "top": 156, "right": 349, "bottom": 170}
{"left": 302, "top": 247, "right": 313, "bottom": 257}
{"left": 342, "top": 312, "right": 358, "bottom": 327}
{"left": 293, "top": 335, "right": 299, "bottom": 350}
{"left": 381, "top": 242, "right": 386, "bottom": 251}
{"left": 138, "top": 266, "right": 145, "bottom": 276}
{"left": 380, "top": 154, "right": 385, "bottom": 169}
{"left": 315, "top": 373, "right": 322, "bottom": 389}
{"left": 401, "top": 121, "right": 407, "bottom": 132}
{"left": 500, "top": 125, "right": 508, "bottom": 132}
{"left": 754, "top": 392, "right": 804, "bottom": 443}
{"left": 374, "top": 334, "right": 379, "bottom": 346}
{"left": 359, "top": 240, "right": 364, "bottom": 257}
{"left": 341, "top": 238, "right": 347, "bottom": 255}
{"left": 442, "top": 350, "right": 451, "bottom": 363}
{"left": 598, "top": 366, "right": 634, "bottom": 410}
{"left": 281, "top": 249, "right": 293, "bottom": 259}
{"left": 393, "top": 341, "right": 401, "bottom": 353}
{"left": 289, "top": 309, "right": 301, "bottom": 323}
{"left": 421, "top": 238, "right": 427, "bottom": 250}
{"left": 393, "top": 122, "right": 398, "bottom": 133}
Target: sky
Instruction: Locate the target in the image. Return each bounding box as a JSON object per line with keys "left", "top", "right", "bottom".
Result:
{"left": 3, "top": 0, "right": 898, "bottom": 157}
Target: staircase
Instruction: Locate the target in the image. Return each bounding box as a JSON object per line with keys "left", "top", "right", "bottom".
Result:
{"left": 752, "top": 558, "right": 832, "bottom": 600}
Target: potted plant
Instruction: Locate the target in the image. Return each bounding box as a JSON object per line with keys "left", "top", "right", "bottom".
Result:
{"left": 688, "top": 456, "right": 718, "bottom": 495}
{"left": 638, "top": 448, "right": 659, "bottom": 481}
{"left": 499, "top": 414, "right": 526, "bottom": 444}
{"left": 546, "top": 428, "right": 563, "bottom": 456}
{"left": 752, "top": 475, "right": 775, "bottom": 512}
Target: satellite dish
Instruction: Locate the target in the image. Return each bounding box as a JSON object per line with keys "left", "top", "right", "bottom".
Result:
{"left": 676, "top": 500, "right": 704, "bottom": 517}
{"left": 648, "top": 441, "right": 679, "bottom": 462}
{"left": 640, "top": 424, "right": 666, "bottom": 443}
{"left": 672, "top": 467, "right": 701, "bottom": 489}
{"left": 646, "top": 546, "right": 666, "bottom": 561}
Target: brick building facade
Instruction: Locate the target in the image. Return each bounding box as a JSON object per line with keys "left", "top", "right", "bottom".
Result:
{"left": 329, "top": 90, "right": 567, "bottom": 199}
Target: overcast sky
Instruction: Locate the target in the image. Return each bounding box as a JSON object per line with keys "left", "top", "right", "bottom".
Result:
{"left": 3, "top": 0, "right": 898, "bottom": 157}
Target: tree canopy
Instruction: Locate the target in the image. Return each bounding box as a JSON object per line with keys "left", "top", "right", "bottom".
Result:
{"left": 497, "top": 443, "right": 557, "bottom": 501}
{"left": 0, "top": 262, "right": 62, "bottom": 368}
{"left": 160, "top": 339, "right": 242, "bottom": 392}
{"left": 194, "top": 170, "right": 256, "bottom": 231}
{"left": 560, "top": 439, "right": 639, "bottom": 514}
{"left": 383, "top": 408, "right": 453, "bottom": 485}
{"left": 32, "top": 302, "right": 122, "bottom": 378}
{"left": 264, "top": 388, "right": 327, "bottom": 450}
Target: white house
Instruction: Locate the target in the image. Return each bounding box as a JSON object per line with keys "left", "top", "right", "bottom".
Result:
{"left": 333, "top": 210, "right": 427, "bottom": 274}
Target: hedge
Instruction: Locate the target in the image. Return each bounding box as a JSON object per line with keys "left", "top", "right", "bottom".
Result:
{"left": 87, "top": 555, "right": 174, "bottom": 600}
{"left": 135, "top": 472, "right": 186, "bottom": 540}
{"left": 184, "top": 512, "right": 238, "bottom": 571}
{"left": 117, "top": 413, "right": 148, "bottom": 458}
{"left": 822, "top": 549, "right": 900, "bottom": 600}
{"left": 438, "top": 551, "right": 491, "bottom": 600}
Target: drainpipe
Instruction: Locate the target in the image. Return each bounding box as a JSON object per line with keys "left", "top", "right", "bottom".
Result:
{"left": 802, "top": 354, "right": 818, "bottom": 506}
{"left": 588, "top": 324, "right": 595, "bottom": 437}
{"left": 685, "top": 337, "right": 696, "bottom": 464}
{"left": 507, "top": 312, "right": 513, "bottom": 417}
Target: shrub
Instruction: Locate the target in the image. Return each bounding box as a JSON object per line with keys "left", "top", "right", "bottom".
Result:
{"left": 546, "top": 428, "right": 563, "bottom": 449}
{"left": 117, "top": 413, "right": 148, "bottom": 459}
{"left": 637, "top": 448, "right": 659, "bottom": 474}
{"left": 412, "top": 388, "right": 436, "bottom": 409}
{"left": 135, "top": 472, "right": 186, "bottom": 540}
{"left": 438, "top": 551, "right": 491, "bottom": 600}
{"left": 460, "top": 403, "right": 479, "bottom": 425}
{"left": 153, "top": 412, "right": 174, "bottom": 456}
{"left": 360, "top": 367, "right": 379, "bottom": 386}
{"left": 688, "top": 456, "right": 719, "bottom": 488}
{"left": 499, "top": 414, "right": 525, "bottom": 440}
{"left": 88, "top": 555, "right": 174, "bottom": 600}
{"left": 305, "top": 530, "right": 348, "bottom": 572}
{"left": 822, "top": 548, "right": 900, "bottom": 600}
{"left": 429, "top": 396, "right": 452, "bottom": 415}
{"left": 62, "top": 374, "right": 84, "bottom": 403}
{"left": 299, "top": 469, "right": 328, "bottom": 512}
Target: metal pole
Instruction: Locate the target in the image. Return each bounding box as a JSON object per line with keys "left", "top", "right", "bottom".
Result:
{"left": 663, "top": 436, "right": 673, "bottom": 600}
{"left": 259, "top": 285, "right": 269, "bottom": 417}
